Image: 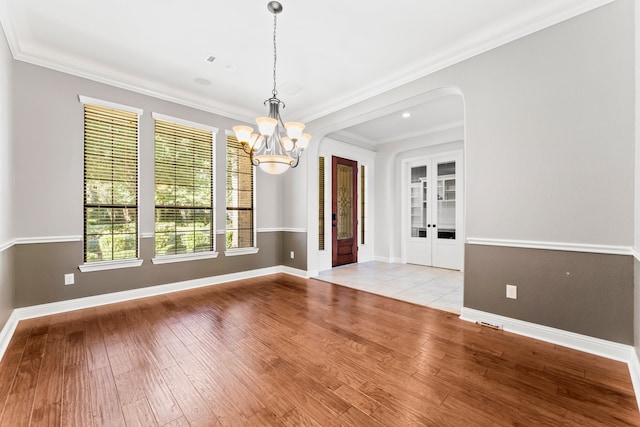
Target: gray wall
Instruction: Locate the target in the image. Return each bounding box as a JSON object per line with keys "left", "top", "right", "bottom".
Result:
{"left": 303, "top": 1, "right": 636, "bottom": 343}
{"left": 9, "top": 60, "right": 289, "bottom": 309}
{"left": 465, "top": 245, "right": 634, "bottom": 344}
{"left": 12, "top": 61, "right": 284, "bottom": 238}
{"left": 14, "top": 233, "right": 283, "bottom": 307}
{"left": 282, "top": 231, "right": 307, "bottom": 271}
{"left": 0, "top": 23, "right": 14, "bottom": 329}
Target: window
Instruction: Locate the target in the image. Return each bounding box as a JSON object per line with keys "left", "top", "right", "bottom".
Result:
{"left": 226, "top": 135, "right": 255, "bottom": 250}
{"left": 82, "top": 99, "right": 140, "bottom": 263}
{"left": 153, "top": 114, "right": 216, "bottom": 257}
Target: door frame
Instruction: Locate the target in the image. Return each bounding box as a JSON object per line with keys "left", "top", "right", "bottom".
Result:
{"left": 316, "top": 139, "right": 376, "bottom": 272}
{"left": 400, "top": 149, "right": 464, "bottom": 270}
{"left": 332, "top": 156, "right": 358, "bottom": 267}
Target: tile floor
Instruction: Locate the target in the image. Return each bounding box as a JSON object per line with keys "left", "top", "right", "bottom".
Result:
{"left": 315, "top": 261, "right": 464, "bottom": 314}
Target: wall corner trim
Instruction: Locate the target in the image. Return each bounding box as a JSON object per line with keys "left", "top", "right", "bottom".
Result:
{"left": 14, "top": 236, "right": 83, "bottom": 245}
{"left": 632, "top": 248, "right": 640, "bottom": 262}
{"left": 0, "top": 240, "right": 14, "bottom": 253}
{"left": 466, "top": 237, "right": 633, "bottom": 256}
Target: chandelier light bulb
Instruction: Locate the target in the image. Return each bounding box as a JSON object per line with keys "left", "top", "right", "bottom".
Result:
{"left": 232, "top": 125, "right": 253, "bottom": 143}
{"left": 281, "top": 136, "right": 294, "bottom": 152}
{"left": 231, "top": 2, "right": 310, "bottom": 175}
{"left": 296, "top": 133, "right": 311, "bottom": 150}
{"left": 284, "top": 122, "right": 305, "bottom": 140}
{"left": 256, "top": 117, "right": 277, "bottom": 136}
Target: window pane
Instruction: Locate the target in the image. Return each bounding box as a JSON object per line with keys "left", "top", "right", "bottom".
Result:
{"left": 226, "top": 136, "right": 254, "bottom": 249}
{"left": 83, "top": 103, "right": 138, "bottom": 262}
{"left": 154, "top": 118, "right": 214, "bottom": 256}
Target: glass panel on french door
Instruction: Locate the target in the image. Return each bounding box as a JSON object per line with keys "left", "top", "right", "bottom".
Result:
{"left": 437, "top": 161, "right": 456, "bottom": 239}
{"left": 410, "top": 166, "right": 427, "bottom": 238}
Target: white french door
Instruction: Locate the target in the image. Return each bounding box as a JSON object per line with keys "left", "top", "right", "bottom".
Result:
{"left": 405, "top": 151, "right": 463, "bottom": 269}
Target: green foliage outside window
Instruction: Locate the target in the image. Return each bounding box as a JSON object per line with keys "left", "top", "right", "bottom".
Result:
{"left": 83, "top": 103, "right": 138, "bottom": 262}
{"left": 226, "top": 137, "right": 254, "bottom": 249}
{"left": 154, "top": 119, "right": 214, "bottom": 256}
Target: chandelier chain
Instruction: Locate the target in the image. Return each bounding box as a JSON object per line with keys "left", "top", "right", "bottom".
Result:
{"left": 272, "top": 14, "right": 278, "bottom": 97}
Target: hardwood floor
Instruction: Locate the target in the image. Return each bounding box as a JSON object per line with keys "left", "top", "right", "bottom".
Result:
{"left": 0, "top": 273, "right": 638, "bottom": 426}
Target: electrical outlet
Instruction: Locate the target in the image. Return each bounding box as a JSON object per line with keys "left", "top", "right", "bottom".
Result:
{"left": 506, "top": 284, "right": 517, "bottom": 299}
{"left": 290, "top": 251, "right": 295, "bottom": 259}
{"left": 64, "top": 273, "right": 75, "bottom": 286}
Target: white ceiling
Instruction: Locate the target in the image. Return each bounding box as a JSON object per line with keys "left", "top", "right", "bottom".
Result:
{"left": 0, "top": 0, "right": 612, "bottom": 145}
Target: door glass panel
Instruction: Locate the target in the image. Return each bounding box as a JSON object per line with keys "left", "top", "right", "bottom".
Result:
{"left": 337, "top": 164, "right": 353, "bottom": 239}
{"left": 437, "top": 161, "right": 456, "bottom": 239}
{"left": 410, "top": 166, "right": 427, "bottom": 238}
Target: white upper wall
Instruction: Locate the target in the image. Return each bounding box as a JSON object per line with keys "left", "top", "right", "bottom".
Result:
{"left": 11, "top": 62, "right": 283, "bottom": 239}
{"left": 0, "top": 24, "right": 12, "bottom": 246}
{"left": 636, "top": 0, "right": 640, "bottom": 253}
{"left": 302, "top": 0, "right": 634, "bottom": 268}
{"left": 460, "top": 0, "right": 633, "bottom": 246}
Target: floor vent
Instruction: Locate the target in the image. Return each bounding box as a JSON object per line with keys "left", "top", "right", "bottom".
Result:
{"left": 478, "top": 321, "right": 503, "bottom": 330}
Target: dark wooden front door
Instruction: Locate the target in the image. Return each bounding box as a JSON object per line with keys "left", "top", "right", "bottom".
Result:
{"left": 332, "top": 156, "right": 358, "bottom": 267}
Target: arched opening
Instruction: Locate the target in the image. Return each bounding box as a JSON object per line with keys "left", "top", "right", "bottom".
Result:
{"left": 308, "top": 87, "right": 466, "bottom": 314}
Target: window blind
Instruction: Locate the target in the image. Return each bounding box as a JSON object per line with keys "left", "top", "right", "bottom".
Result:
{"left": 84, "top": 104, "right": 138, "bottom": 262}
{"left": 154, "top": 119, "right": 214, "bottom": 256}
{"left": 318, "top": 156, "right": 325, "bottom": 251}
{"left": 361, "top": 164, "right": 365, "bottom": 245}
{"left": 226, "top": 136, "right": 254, "bottom": 249}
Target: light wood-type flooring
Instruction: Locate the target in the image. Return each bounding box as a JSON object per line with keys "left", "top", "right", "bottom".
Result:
{"left": 0, "top": 273, "right": 638, "bottom": 426}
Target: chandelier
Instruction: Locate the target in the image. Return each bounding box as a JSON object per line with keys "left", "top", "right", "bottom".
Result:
{"left": 232, "top": 1, "right": 310, "bottom": 175}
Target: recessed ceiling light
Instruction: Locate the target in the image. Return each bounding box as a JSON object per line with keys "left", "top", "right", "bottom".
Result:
{"left": 402, "top": 112, "right": 411, "bottom": 118}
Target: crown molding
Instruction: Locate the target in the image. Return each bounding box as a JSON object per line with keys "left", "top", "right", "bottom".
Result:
{"left": 0, "top": 1, "right": 615, "bottom": 124}
{"left": 300, "top": 0, "right": 616, "bottom": 122}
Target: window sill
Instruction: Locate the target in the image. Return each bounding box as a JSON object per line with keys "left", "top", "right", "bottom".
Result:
{"left": 224, "top": 247, "right": 259, "bottom": 257}
{"left": 79, "top": 259, "right": 143, "bottom": 272}
{"left": 151, "top": 251, "right": 219, "bottom": 265}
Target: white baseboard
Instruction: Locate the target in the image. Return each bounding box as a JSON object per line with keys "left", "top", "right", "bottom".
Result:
{"left": 281, "top": 266, "right": 310, "bottom": 278}
{"left": 13, "top": 266, "right": 284, "bottom": 321}
{"left": 461, "top": 308, "right": 640, "bottom": 411}
{"left": 629, "top": 350, "right": 640, "bottom": 411}
{"left": 0, "top": 265, "right": 307, "bottom": 363}
{"left": 460, "top": 307, "right": 634, "bottom": 362}
{"left": 0, "top": 313, "right": 18, "bottom": 360}
{"left": 373, "top": 256, "right": 403, "bottom": 263}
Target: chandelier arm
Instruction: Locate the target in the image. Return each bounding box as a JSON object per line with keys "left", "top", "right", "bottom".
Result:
{"left": 232, "top": 2, "right": 309, "bottom": 176}
{"left": 249, "top": 151, "right": 259, "bottom": 167}
{"left": 290, "top": 154, "right": 300, "bottom": 169}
